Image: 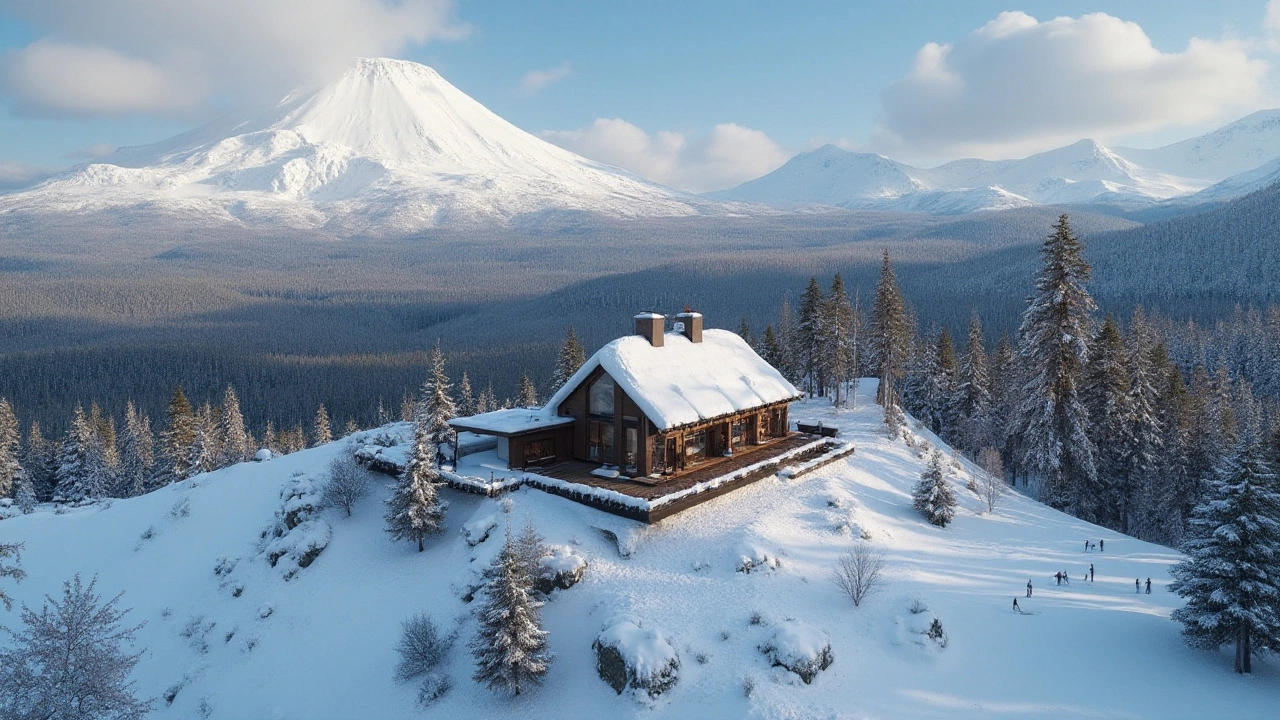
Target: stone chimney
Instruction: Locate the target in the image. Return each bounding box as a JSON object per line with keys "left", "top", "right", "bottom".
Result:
{"left": 634, "top": 312, "right": 665, "bottom": 347}
{"left": 674, "top": 310, "right": 703, "bottom": 343}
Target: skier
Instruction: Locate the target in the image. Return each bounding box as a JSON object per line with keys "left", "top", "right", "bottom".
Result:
{"left": 1089, "top": 563, "right": 1094, "bottom": 582}
{"left": 1062, "top": 571, "right": 1069, "bottom": 585}
{"left": 1135, "top": 578, "right": 1141, "bottom": 593}
{"left": 1013, "top": 597, "right": 1020, "bottom": 612}
{"left": 1145, "top": 578, "right": 1151, "bottom": 594}
{"left": 1084, "top": 539, "right": 1089, "bottom": 552}
{"left": 1027, "top": 579, "right": 1033, "bottom": 597}
{"left": 1099, "top": 539, "right": 1104, "bottom": 552}
{"left": 1055, "top": 571, "right": 1062, "bottom": 586}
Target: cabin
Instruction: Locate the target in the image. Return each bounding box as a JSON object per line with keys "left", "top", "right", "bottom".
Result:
{"left": 449, "top": 312, "right": 802, "bottom": 482}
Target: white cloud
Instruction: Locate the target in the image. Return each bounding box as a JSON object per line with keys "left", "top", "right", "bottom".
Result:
{"left": 1, "top": 0, "right": 466, "bottom": 117}
{"left": 876, "top": 11, "right": 1270, "bottom": 160}
{"left": 519, "top": 62, "right": 571, "bottom": 95}
{"left": 62, "top": 143, "right": 118, "bottom": 160}
{"left": 544, "top": 119, "right": 790, "bottom": 193}
{"left": 0, "top": 161, "right": 50, "bottom": 190}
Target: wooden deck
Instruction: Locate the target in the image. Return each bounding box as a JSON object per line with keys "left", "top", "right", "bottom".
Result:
{"left": 535, "top": 433, "right": 819, "bottom": 501}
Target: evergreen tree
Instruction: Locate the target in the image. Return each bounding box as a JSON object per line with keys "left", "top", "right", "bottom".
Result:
{"left": 218, "top": 385, "right": 250, "bottom": 466}
{"left": 476, "top": 383, "right": 497, "bottom": 415}
{"left": 951, "top": 313, "right": 992, "bottom": 455}
{"left": 738, "top": 318, "right": 755, "bottom": 347}
{"left": 0, "top": 398, "right": 19, "bottom": 498}
{"left": 190, "top": 402, "right": 219, "bottom": 474}
{"left": 1082, "top": 315, "right": 1129, "bottom": 528}
{"left": 470, "top": 529, "right": 551, "bottom": 695}
{"left": 870, "top": 250, "right": 911, "bottom": 414}
{"left": 1170, "top": 441, "right": 1280, "bottom": 673}
{"left": 1123, "top": 308, "right": 1164, "bottom": 536}
{"left": 457, "top": 371, "right": 476, "bottom": 418}
{"left": 313, "top": 404, "right": 333, "bottom": 447}
{"left": 343, "top": 417, "right": 360, "bottom": 437}
{"left": 797, "top": 277, "right": 826, "bottom": 397}
{"left": 513, "top": 517, "right": 550, "bottom": 583}
{"left": 1150, "top": 343, "right": 1195, "bottom": 544}
{"left": 820, "top": 273, "right": 857, "bottom": 406}
{"left": 385, "top": 417, "right": 446, "bottom": 552}
{"left": 400, "top": 392, "right": 416, "bottom": 423}
{"left": 263, "top": 421, "right": 279, "bottom": 456}
{"left": 776, "top": 298, "right": 802, "bottom": 385}
{"left": 988, "top": 333, "right": 1019, "bottom": 479}
{"left": 157, "top": 386, "right": 196, "bottom": 483}
{"left": 912, "top": 452, "right": 957, "bottom": 528}
{"left": 417, "top": 342, "right": 458, "bottom": 448}
{"left": 376, "top": 398, "right": 391, "bottom": 426}
{"left": 14, "top": 473, "right": 35, "bottom": 514}
{"left": 1010, "top": 215, "right": 1098, "bottom": 512}
{"left": 54, "top": 404, "right": 110, "bottom": 503}
{"left": 116, "top": 402, "right": 154, "bottom": 498}
{"left": 550, "top": 326, "right": 586, "bottom": 395}
{"left": 516, "top": 374, "right": 539, "bottom": 408}
{"left": 761, "top": 325, "right": 783, "bottom": 371}
{"left": 21, "top": 422, "right": 57, "bottom": 502}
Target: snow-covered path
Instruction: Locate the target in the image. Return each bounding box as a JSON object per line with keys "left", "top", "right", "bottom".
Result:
{"left": 0, "top": 380, "right": 1275, "bottom": 719}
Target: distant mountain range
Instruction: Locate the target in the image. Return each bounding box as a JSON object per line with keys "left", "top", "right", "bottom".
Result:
{"left": 0, "top": 58, "right": 727, "bottom": 232}
{"left": 1, "top": 58, "right": 1278, "bottom": 230}
{"left": 711, "top": 110, "right": 1280, "bottom": 214}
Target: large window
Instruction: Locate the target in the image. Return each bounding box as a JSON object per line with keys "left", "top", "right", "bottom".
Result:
{"left": 588, "top": 375, "right": 615, "bottom": 416}
{"left": 684, "top": 430, "right": 707, "bottom": 465}
{"left": 589, "top": 420, "right": 614, "bottom": 463}
{"left": 730, "top": 419, "right": 746, "bottom": 449}
{"left": 523, "top": 438, "right": 556, "bottom": 467}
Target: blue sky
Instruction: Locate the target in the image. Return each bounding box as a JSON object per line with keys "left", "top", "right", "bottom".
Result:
{"left": 0, "top": 1, "right": 1276, "bottom": 191}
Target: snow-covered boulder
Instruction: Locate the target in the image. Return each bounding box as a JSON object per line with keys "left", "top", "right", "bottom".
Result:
{"left": 461, "top": 513, "right": 499, "bottom": 547}
{"left": 736, "top": 541, "right": 781, "bottom": 573}
{"left": 255, "top": 448, "right": 273, "bottom": 462}
{"left": 759, "top": 620, "right": 833, "bottom": 684}
{"left": 535, "top": 545, "right": 587, "bottom": 594}
{"left": 278, "top": 477, "right": 321, "bottom": 529}
{"left": 265, "top": 519, "right": 332, "bottom": 578}
{"left": 593, "top": 616, "right": 680, "bottom": 699}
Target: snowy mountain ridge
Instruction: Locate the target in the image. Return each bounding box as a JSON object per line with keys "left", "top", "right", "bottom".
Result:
{"left": 713, "top": 113, "right": 1280, "bottom": 213}
{"left": 0, "top": 58, "right": 724, "bottom": 232}
{"left": 0, "top": 381, "right": 1275, "bottom": 719}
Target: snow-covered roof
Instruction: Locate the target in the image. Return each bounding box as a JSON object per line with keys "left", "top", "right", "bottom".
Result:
{"left": 448, "top": 408, "right": 574, "bottom": 437}
{"left": 545, "top": 328, "right": 801, "bottom": 432}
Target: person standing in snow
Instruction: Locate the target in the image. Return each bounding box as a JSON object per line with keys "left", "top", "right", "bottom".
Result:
{"left": 1099, "top": 539, "right": 1104, "bottom": 552}
{"left": 1089, "top": 563, "right": 1094, "bottom": 582}
{"left": 1084, "top": 539, "right": 1089, "bottom": 552}
{"left": 1055, "top": 571, "right": 1062, "bottom": 586}
{"left": 1062, "top": 571, "right": 1069, "bottom": 585}
{"left": 1013, "top": 597, "right": 1020, "bottom": 612}
{"left": 1027, "top": 580, "right": 1033, "bottom": 597}
{"left": 1145, "top": 578, "right": 1151, "bottom": 594}
{"left": 1135, "top": 578, "right": 1141, "bottom": 593}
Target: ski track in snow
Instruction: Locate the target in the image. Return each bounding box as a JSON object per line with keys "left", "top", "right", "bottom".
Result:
{"left": 0, "top": 381, "right": 1276, "bottom": 719}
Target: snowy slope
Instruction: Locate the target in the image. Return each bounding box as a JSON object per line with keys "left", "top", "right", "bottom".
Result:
{"left": 706, "top": 147, "right": 928, "bottom": 208}
{"left": 1, "top": 381, "right": 1276, "bottom": 719}
{"left": 1174, "top": 156, "right": 1280, "bottom": 205}
{"left": 0, "top": 59, "right": 722, "bottom": 232}
{"left": 1116, "top": 109, "right": 1280, "bottom": 182}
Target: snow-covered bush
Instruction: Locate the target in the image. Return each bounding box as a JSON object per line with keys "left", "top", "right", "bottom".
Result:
{"left": 593, "top": 616, "right": 680, "bottom": 699}
{"left": 736, "top": 542, "right": 781, "bottom": 574}
{"left": 321, "top": 455, "right": 370, "bottom": 517}
{"left": 260, "top": 478, "right": 332, "bottom": 579}
{"left": 394, "top": 614, "right": 454, "bottom": 690}
{"left": 926, "top": 618, "right": 949, "bottom": 648}
{"left": 278, "top": 477, "right": 321, "bottom": 530}
{"left": 908, "top": 599, "right": 928, "bottom": 615}
{"left": 831, "top": 541, "right": 886, "bottom": 607}
{"left": 759, "top": 620, "right": 833, "bottom": 684}
{"left": 535, "top": 545, "right": 587, "bottom": 594}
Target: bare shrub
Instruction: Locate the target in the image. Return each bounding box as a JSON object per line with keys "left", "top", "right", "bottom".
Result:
{"left": 321, "top": 455, "right": 370, "bottom": 517}
{"left": 977, "top": 447, "right": 1006, "bottom": 514}
{"left": 394, "top": 614, "right": 452, "bottom": 682}
{"left": 830, "top": 541, "right": 887, "bottom": 607}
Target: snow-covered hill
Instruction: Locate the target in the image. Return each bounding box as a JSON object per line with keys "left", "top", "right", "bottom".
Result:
{"left": 0, "top": 59, "right": 723, "bottom": 232}
{"left": 714, "top": 111, "right": 1280, "bottom": 214}
{"left": 0, "top": 381, "right": 1274, "bottom": 719}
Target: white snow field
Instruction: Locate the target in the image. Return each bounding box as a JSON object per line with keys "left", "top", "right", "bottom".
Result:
{"left": 2, "top": 381, "right": 1277, "bottom": 719}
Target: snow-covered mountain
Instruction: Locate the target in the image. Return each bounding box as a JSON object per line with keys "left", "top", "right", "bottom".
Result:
{"left": 0, "top": 59, "right": 721, "bottom": 232}
{"left": 2, "top": 381, "right": 1276, "bottom": 718}
{"left": 714, "top": 111, "right": 1280, "bottom": 214}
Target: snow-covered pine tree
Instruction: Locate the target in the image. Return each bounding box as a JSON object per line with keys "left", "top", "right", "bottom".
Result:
{"left": 477, "top": 383, "right": 497, "bottom": 415}
{"left": 384, "top": 418, "right": 446, "bottom": 552}
{"left": 263, "top": 421, "right": 279, "bottom": 456}
{"left": 417, "top": 341, "right": 458, "bottom": 449}
{"left": 516, "top": 374, "right": 539, "bottom": 408}
{"left": 870, "top": 250, "right": 911, "bottom": 413}
{"left": 1123, "top": 308, "right": 1164, "bottom": 536}
{"left": 776, "top": 298, "right": 802, "bottom": 386}
{"left": 513, "top": 517, "right": 550, "bottom": 584}
{"left": 190, "top": 402, "right": 219, "bottom": 474}
{"left": 54, "top": 404, "right": 110, "bottom": 503}
{"left": 158, "top": 386, "right": 196, "bottom": 483}
{"left": 88, "top": 402, "right": 119, "bottom": 472}
{"left": 313, "top": 404, "right": 333, "bottom": 447}
{"left": 344, "top": 417, "right": 359, "bottom": 437}
{"left": 988, "top": 333, "right": 1019, "bottom": 480}
{"left": 797, "top": 277, "right": 826, "bottom": 397}
{"left": 761, "top": 324, "right": 783, "bottom": 371}
{"left": 1170, "top": 440, "right": 1280, "bottom": 673}
{"left": 22, "top": 422, "right": 57, "bottom": 502}
{"left": 550, "top": 326, "right": 586, "bottom": 395}
{"left": 400, "top": 392, "right": 416, "bottom": 423}
{"left": 1082, "top": 315, "right": 1129, "bottom": 528}
{"left": 470, "top": 529, "right": 551, "bottom": 695}
{"left": 1148, "top": 343, "right": 1195, "bottom": 544}
{"left": 115, "top": 402, "right": 154, "bottom": 498}
{"left": 738, "top": 318, "right": 755, "bottom": 347}
{"left": 912, "top": 451, "right": 957, "bottom": 527}
{"left": 820, "top": 273, "right": 857, "bottom": 407}
{"left": 14, "top": 473, "right": 35, "bottom": 514}
{"left": 219, "top": 385, "right": 250, "bottom": 466}
{"left": 457, "top": 371, "right": 476, "bottom": 418}
{"left": 376, "top": 398, "right": 391, "bottom": 426}
{"left": 951, "top": 313, "right": 992, "bottom": 455}
{"left": 0, "top": 398, "right": 19, "bottom": 498}
{"left": 1010, "top": 215, "right": 1098, "bottom": 512}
